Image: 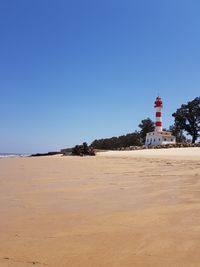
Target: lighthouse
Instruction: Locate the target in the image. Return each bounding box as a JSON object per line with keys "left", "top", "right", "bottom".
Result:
{"left": 155, "top": 96, "right": 163, "bottom": 132}
{"left": 145, "top": 96, "right": 176, "bottom": 147}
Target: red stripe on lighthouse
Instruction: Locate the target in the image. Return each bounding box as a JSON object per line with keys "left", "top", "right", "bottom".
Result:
{"left": 156, "top": 112, "right": 162, "bottom": 117}
{"left": 156, "top": 121, "right": 162, "bottom": 127}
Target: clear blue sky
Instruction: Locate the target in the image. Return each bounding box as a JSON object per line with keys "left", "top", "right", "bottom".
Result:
{"left": 0, "top": 0, "right": 200, "bottom": 153}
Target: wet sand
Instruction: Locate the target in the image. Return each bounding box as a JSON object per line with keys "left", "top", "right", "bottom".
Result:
{"left": 1, "top": 148, "right": 200, "bottom": 267}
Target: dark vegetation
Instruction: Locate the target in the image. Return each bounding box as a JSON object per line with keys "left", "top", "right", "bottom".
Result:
{"left": 71, "top": 143, "right": 95, "bottom": 156}
{"left": 31, "top": 152, "right": 62, "bottom": 157}
{"left": 91, "top": 131, "right": 141, "bottom": 150}
{"left": 138, "top": 118, "right": 155, "bottom": 143}
{"left": 172, "top": 97, "right": 200, "bottom": 143}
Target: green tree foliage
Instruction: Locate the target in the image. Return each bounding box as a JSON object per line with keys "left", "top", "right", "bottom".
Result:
{"left": 138, "top": 118, "right": 155, "bottom": 144}
{"left": 72, "top": 142, "right": 95, "bottom": 156}
{"left": 172, "top": 97, "right": 200, "bottom": 143}
{"left": 169, "top": 125, "right": 186, "bottom": 143}
{"left": 91, "top": 131, "right": 142, "bottom": 150}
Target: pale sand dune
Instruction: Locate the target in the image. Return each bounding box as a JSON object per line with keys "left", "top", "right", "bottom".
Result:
{"left": 0, "top": 149, "right": 200, "bottom": 266}
{"left": 98, "top": 147, "right": 200, "bottom": 160}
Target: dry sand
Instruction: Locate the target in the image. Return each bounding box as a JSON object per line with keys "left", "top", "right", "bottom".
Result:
{"left": 1, "top": 148, "right": 200, "bottom": 267}
{"left": 98, "top": 147, "right": 200, "bottom": 160}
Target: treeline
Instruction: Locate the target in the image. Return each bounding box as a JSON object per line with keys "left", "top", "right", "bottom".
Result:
{"left": 91, "top": 132, "right": 142, "bottom": 150}
{"left": 91, "top": 96, "right": 200, "bottom": 150}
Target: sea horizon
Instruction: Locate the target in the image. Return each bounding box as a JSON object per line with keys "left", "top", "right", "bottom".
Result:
{"left": 0, "top": 153, "right": 30, "bottom": 158}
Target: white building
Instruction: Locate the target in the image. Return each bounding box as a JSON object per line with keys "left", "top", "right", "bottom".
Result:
{"left": 145, "top": 96, "right": 176, "bottom": 147}
{"left": 146, "top": 131, "right": 176, "bottom": 146}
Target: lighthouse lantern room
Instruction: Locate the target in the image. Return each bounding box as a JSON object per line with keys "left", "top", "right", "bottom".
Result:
{"left": 145, "top": 96, "right": 176, "bottom": 147}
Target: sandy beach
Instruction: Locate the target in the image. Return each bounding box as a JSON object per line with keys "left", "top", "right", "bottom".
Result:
{"left": 1, "top": 148, "right": 200, "bottom": 267}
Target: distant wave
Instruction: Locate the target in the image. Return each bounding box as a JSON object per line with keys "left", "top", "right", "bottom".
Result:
{"left": 0, "top": 153, "right": 29, "bottom": 158}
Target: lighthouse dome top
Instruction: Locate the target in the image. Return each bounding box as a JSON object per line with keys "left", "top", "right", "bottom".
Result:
{"left": 154, "top": 96, "right": 163, "bottom": 108}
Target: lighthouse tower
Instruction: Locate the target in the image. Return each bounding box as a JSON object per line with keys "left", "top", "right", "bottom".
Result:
{"left": 154, "top": 96, "right": 163, "bottom": 132}
{"left": 145, "top": 96, "right": 176, "bottom": 147}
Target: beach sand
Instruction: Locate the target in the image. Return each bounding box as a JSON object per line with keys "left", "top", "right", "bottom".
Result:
{"left": 1, "top": 148, "right": 200, "bottom": 267}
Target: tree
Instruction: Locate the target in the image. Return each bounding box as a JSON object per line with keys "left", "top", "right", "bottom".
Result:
{"left": 172, "top": 97, "right": 200, "bottom": 143}
{"left": 169, "top": 125, "right": 186, "bottom": 143}
{"left": 138, "top": 118, "right": 155, "bottom": 144}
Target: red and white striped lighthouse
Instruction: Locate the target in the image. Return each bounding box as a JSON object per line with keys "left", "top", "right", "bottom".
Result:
{"left": 154, "top": 96, "right": 163, "bottom": 132}
{"left": 145, "top": 96, "right": 176, "bottom": 146}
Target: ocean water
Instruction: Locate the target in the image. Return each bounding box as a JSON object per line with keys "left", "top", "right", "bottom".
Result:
{"left": 0, "top": 153, "right": 29, "bottom": 158}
